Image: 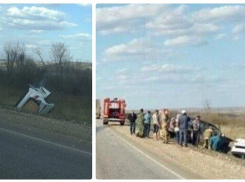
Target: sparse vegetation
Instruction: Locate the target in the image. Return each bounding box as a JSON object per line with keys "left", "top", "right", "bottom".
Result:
{"left": 0, "top": 41, "right": 92, "bottom": 124}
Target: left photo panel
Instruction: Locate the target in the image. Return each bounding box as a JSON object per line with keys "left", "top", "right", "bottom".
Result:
{"left": 0, "top": 4, "right": 92, "bottom": 179}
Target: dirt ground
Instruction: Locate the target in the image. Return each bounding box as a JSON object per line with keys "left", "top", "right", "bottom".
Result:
{"left": 111, "top": 122, "right": 245, "bottom": 179}
{"left": 0, "top": 106, "right": 92, "bottom": 143}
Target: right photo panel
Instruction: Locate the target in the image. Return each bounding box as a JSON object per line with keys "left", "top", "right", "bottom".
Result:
{"left": 96, "top": 4, "right": 245, "bottom": 179}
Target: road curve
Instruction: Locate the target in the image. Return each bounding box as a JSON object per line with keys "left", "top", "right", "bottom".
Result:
{"left": 96, "top": 119, "right": 201, "bottom": 179}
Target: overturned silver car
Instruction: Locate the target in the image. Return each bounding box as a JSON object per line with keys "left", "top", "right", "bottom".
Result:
{"left": 16, "top": 85, "right": 54, "bottom": 114}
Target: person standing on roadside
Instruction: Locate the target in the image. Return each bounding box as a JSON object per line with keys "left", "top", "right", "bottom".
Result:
{"left": 128, "top": 111, "right": 137, "bottom": 135}
{"left": 192, "top": 115, "right": 201, "bottom": 146}
{"left": 136, "top": 108, "right": 145, "bottom": 137}
{"left": 152, "top": 110, "right": 160, "bottom": 140}
{"left": 144, "top": 111, "right": 152, "bottom": 137}
{"left": 168, "top": 118, "right": 175, "bottom": 138}
{"left": 174, "top": 114, "right": 181, "bottom": 144}
{"left": 160, "top": 109, "right": 169, "bottom": 143}
{"left": 179, "top": 110, "right": 191, "bottom": 147}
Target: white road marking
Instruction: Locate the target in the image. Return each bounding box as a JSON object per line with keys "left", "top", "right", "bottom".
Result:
{"left": 111, "top": 130, "right": 185, "bottom": 179}
{"left": 0, "top": 128, "right": 92, "bottom": 156}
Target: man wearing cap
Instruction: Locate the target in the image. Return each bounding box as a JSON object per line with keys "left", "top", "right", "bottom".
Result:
{"left": 178, "top": 110, "right": 191, "bottom": 147}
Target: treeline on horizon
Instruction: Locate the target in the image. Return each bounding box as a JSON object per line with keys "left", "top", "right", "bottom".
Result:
{"left": 0, "top": 41, "right": 92, "bottom": 97}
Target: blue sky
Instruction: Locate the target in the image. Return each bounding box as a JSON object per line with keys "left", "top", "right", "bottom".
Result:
{"left": 0, "top": 4, "right": 92, "bottom": 62}
{"left": 96, "top": 4, "right": 245, "bottom": 110}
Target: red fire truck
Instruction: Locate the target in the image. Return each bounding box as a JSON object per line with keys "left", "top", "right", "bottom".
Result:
{"left": 103, "top": 98, "right": 126, "bottom": 125}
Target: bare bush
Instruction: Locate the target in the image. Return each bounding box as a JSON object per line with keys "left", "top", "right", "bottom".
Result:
{"left": 203, "top": 99, "right": 212, "bottom": 114}
{"left": 2, "top": 42, "right": 46, "bottom": 89}
{"left": 3, "top": 42, "right": 24, "bottom": 74}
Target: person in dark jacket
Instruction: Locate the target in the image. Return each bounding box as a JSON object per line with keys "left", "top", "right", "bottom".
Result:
{"left": 178, "top": 110, "right": 191, "bottom": 147}
{"left": 128, "top": 111, "right": 137, "bottom": 135}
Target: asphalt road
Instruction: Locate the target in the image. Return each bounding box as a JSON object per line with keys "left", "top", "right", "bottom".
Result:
{"left": 0, "top": 121, "right": 92, "bottom": 179}
{"left": 96, "top": 119, "right": 201, "bottom": 179}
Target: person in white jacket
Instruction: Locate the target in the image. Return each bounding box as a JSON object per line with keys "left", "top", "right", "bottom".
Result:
{"left": 174, "top": 114, "right": 181, "bottom": 144}
{"left": 152, "top": 110, "right": 160, "bottom": 140}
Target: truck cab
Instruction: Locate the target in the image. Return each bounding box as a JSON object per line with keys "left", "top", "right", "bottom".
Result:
{"left": 103, "top": 98, "right": 126, "bottom": 125}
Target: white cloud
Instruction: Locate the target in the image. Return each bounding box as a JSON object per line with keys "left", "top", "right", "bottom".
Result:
{"left": 145, "top": 76, "right": 160, "bottom": 82}
{"left": 60, "top": 33, "right": 91, "bottom": 41}
{"left": 77, "top": 4, "right": 91, "bottom": 7}
{"left": 190, "top": 23, "right": 219, "bottom": 35}
{"left": 145, "top": 5, "right": 193, "bottom": 36}
{"left": 104, "top": 38, "right": 155, "bottom": 60}
{"left": 193, "top": 5, "right": 245, "bottom": 22}
{"left": 38, "top": 40, "right": 51, "bottom": 46}
{"left": 26, "top": 44, "right": 37, "bottom": 49}
{"left": 97, "top": 4, "right": 168, "bottom": 35}
{"left": 102, "top": 37, "right": 172, "bottom": 62}
{"left": 145, "top": 4, "right": 219, "bottom": 38}
{"left": 232, "top": 23, "right": 245, "bottom": 35}
{"left": 161, "top": 64, "right": 193, "bottom": 73}
{"left": 141, "top": 64, "right": 198, "bottom": 73}
{"left": 4, "top": 6, "right": 77, "bottom": 30}
{"left": 215, "top": 33, "right": 228, "bottom": 40}
{"left": 85, "top": 18, "right": 92, "bottom": 22}
{"left": 7, "top": 6, "right": 65, "bottom": 21}
{"left": 117, "top": 68, "right": 128, "bottom": 74}
{"left": 164, "top": 35, "right": 206, "bottom": 47}
{"left": 31, "top": 30, "right": 43, "bottom": 33}
{"left": 232, "top": 34, "right": 242, "bottom": 41}
{"left": 98, "top": 4, "right": 245, "bottom": 44}
{"left": 141, "top": 64, "right": 159, "bottom": 72}
{"left": 191, "top": 75, "right": 222, "bottom": 83}
{"left": 118, "top": 75, "right": 127, "bottom": 80}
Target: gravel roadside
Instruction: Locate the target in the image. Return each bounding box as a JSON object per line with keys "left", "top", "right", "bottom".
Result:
{"left": 0, "top": 106, "right": 92, "bottom": 143}
{"left": 111, "top": 123, "right": 245, "bottom": 179}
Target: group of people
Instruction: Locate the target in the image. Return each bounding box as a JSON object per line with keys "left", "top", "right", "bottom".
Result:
{"left": 128, "top": 109, "right": 196, "bottom": 147}
{"left": 127, "top": 108, "right": 229, "bottom": 151}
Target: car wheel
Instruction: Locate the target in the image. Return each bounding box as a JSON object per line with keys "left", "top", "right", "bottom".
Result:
{"left": 103, "top": 120, "right": 108, "bottom": 125}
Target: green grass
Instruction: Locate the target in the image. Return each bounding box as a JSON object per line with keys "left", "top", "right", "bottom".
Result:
{"left": 0, "top": 86, "right": 92, "bottom": 125}
{"left": 0, "top": 86, "right": 24, "bottom": 107}
{"left": 50, "top": 94, "right": 91, "bottom": 124}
